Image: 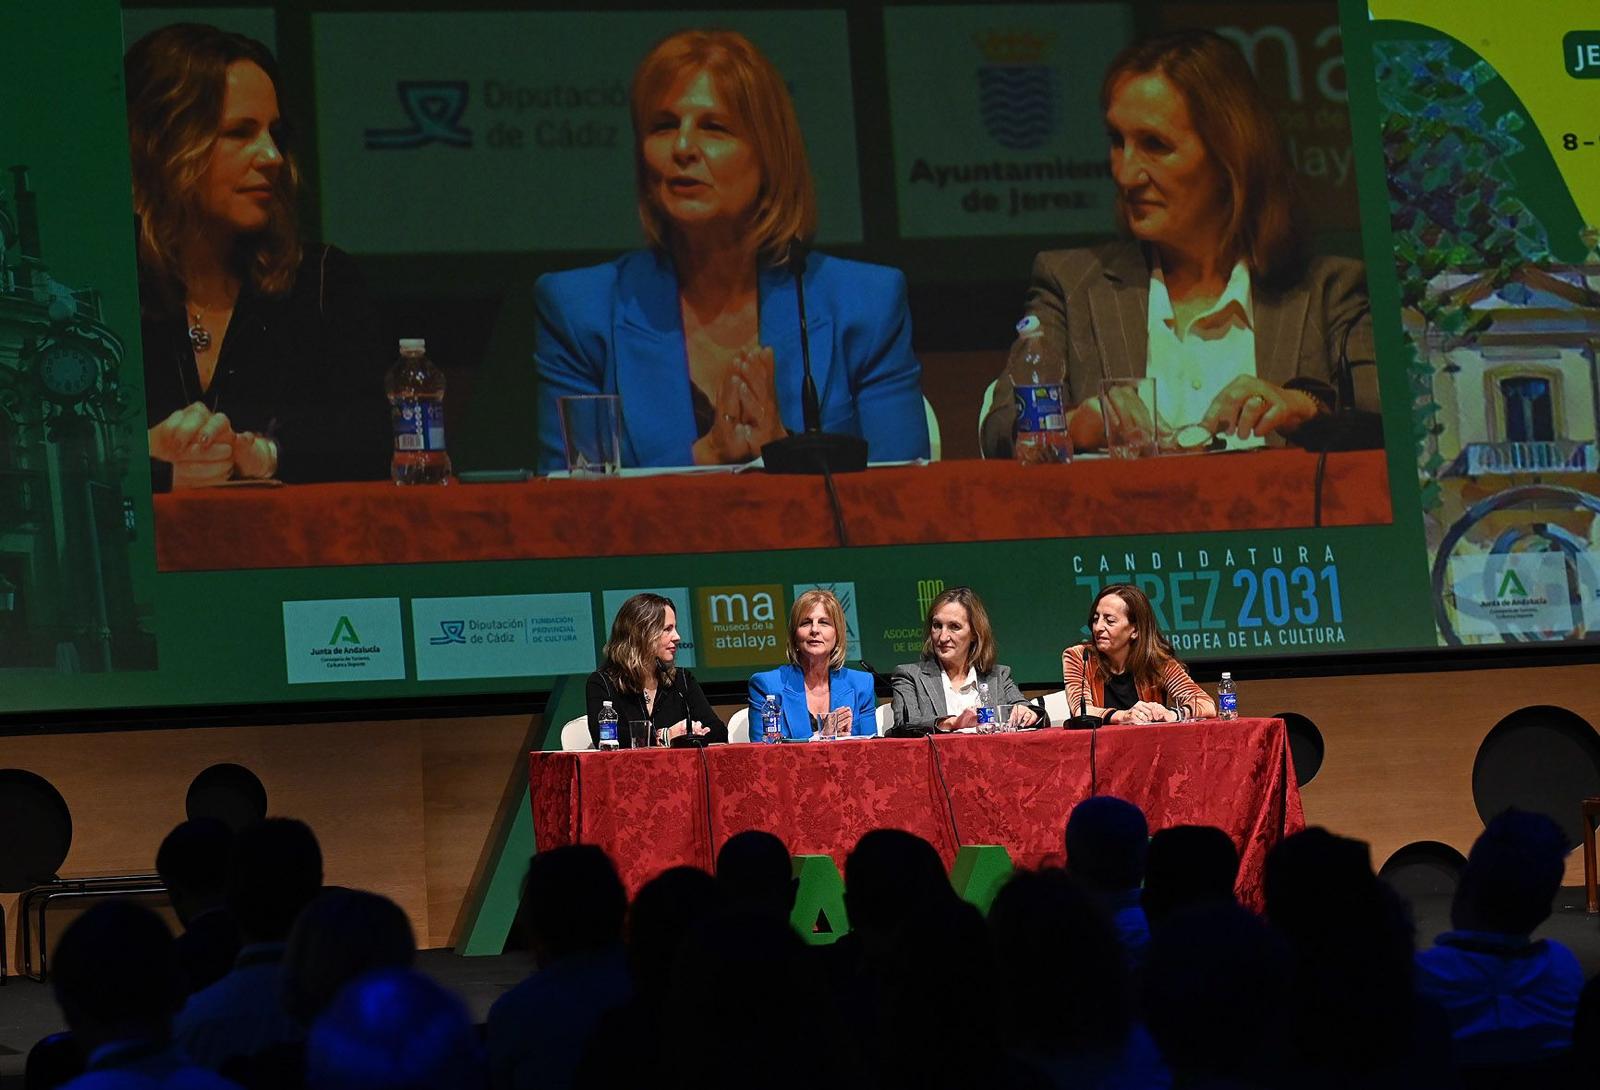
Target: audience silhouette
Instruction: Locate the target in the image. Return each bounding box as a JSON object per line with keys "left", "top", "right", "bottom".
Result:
{"left": 24, "top": 796, "right": 1597, "bottom": 1090}
{"left": 155, "top": 819, "right": 242, "bottom": 997}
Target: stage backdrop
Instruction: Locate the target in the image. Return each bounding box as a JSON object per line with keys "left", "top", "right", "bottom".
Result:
{"left": 0, "top": 0, "right": 1595, "bottom": 717}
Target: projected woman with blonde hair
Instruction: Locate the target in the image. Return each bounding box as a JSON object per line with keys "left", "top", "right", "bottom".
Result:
{"left": 534, "top": 29, "right": 928, "bottom": 470}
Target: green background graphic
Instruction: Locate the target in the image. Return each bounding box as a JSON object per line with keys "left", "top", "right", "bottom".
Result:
{"left": 0, "top": 0, "right": 1596, "bottom": 718}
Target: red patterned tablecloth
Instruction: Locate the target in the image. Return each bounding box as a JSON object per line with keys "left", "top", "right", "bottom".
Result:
{"left": 529, "top": 717, "right": 1304, "bottom": 909}
{"left": 154, "top": 452, "right": 1390, "bottom": 570}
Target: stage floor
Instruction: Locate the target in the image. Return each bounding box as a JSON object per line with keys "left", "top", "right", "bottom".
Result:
{"left": 3, "top": 890, "right": 1597, "bottom": 1087}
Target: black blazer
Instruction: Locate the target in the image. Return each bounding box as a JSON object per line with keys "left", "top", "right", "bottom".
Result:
{"left": 141, "top": 245, "right": 393, "bottom": 490}
{"left": 889, "top": 659, "right": 1047, "bottom": 732}
{"left": 584, "top": 668, "right": 727, "bottom": 748}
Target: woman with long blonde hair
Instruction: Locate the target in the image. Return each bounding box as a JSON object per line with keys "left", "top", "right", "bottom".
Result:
{"left": 747, "top": 588, "right": 877, "bottom": 739}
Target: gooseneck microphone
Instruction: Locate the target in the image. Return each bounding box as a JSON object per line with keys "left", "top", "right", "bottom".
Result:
{"left": 760, "top": 241, "right": 869, "bottom": 477}
{"left": 1067, "top": 646, "right": 1103, "bottom": 732}
{"left": 669, "top": 666, "right": 707, "bottom": 748}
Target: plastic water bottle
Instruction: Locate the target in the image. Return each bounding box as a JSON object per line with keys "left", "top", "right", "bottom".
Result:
{"left": 597, "top": 700, "right": 620, "bottom": 750}
{"left": 975, "top": 681, "right": 996, "bottom": 730}
{"left": 761, "top": 695, "right": 781, "bottom": 744}
{"left": 1218, "top": 673, "right": 1238, "bottom": 720}
{"left": 1009, "top": 315, "right": 1071, "bottom": 464}
{"left": 387, "top": 338, "right": 452, "bottom": 484}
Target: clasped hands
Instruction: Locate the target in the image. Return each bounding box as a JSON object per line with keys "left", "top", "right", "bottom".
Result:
{"left": 938, "top": 704, "right": 1041, "bottom": 731}
{"left": 1067, "top": 375, "right": 1321, "bottom": 451}
{"left": 692, "top": 346, "right": 787, "bottom": 465}
{"left": 149, "top": 402, "right": 277, "bottom": 487}
{"left": 661, "top": 719, "right": 712, "bottom": 742}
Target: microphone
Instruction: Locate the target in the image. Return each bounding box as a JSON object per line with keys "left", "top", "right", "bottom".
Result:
{"left": 668, "top": 666, "right": 708, "bottom": 748}
{"left": 1066, "top": 646, "right": 1103, "bottom": 732}
{"left": 760, "top": 240, "right": 869, "bottom": 476}
{"left": 858, "top": 659, "right": 893, "bottom": 698}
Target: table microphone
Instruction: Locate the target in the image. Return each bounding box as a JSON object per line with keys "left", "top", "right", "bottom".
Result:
{"left": 760, "top": 240, "right": 868, "bottom": 475}
{"left": 669, "top": 667, "right": 708, "bottom": 748}
{"left": 1066, "top": 647, "right": 1103, "bottom": 732}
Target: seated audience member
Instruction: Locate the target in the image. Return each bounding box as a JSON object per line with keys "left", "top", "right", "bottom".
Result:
{"left": 1414, "top": 809, "right": 1584, "bottom": 1069}
{"left": 1141, "top": 824, "right": 1238, "bottom": 930}
{"left": 125, "top": 24, "right": 390, "bottom": 492}
{"left": 882, "top": 898, "right": 1033, "bottom": 1090}
{"left": 488, "top": 846, "right": 630, "bottom": 1090}
{"left": 223, "top": 888, "right": 418, "bottom": 1090}
{"left": 576, "top": 866, "right": 727, "bottom": 1089}
{"left": 981, "top": 29, "right": 1376, "bottom": 459}
{"left": 660, "top": 910, "right": 848, "bottom": 1090}
{"left": 156, "top": 818, "right": 241, "bottom": 996}
{"left": 1064, "top": 584, "right": 1214, "bottom": 725}
{"left": 535, "top": 29, "right": 927, "bottom": 471}
{"left": 1065, "top": 796, "right": 1151, "bottom": 971}
{"left": 1264, "top": 828, "right": 1452, "bottom": 1086}
{"left": 24, "top": 1033, "right": 85, "bottom": 1090}
{"left": 1574, "top": 972, "right": 1600, "bottom": 1073}
{"left": 176, "top": 818, "right": 323, "bottom": 1070}
{"left": 305, "top": 970, "right": 483, "bottom": 1090}
{"left": 749, "top": 588, "right": 877, "bottom": 739}
{"left": 585, "top": 592, "right": 726, "bottom": 748}
{"left": 715, "top": 830, "right": 798, "bottom": 922}
{"left": 1143, "top": 904, "right": 1292, "bottom": 1087}
{"left": 49, "top": 900, "right": 239, "bottom": 1090}
{"left": 988, "top": 868, "right": 1167, "bottom": 1089}
{"left": 891, "top": 586, "right": 1043, "bottom": 733}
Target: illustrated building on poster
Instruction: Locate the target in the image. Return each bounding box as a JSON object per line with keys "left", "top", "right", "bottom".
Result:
{"left": 1408, "top": 237, "right": 1600, "bottom": 644}
{"left": 0, "top": 166, "right": 154, "bottom": 672}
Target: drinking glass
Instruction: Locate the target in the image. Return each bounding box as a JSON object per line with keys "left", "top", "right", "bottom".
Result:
{"left": 1099, "top": 378, "right": 1159, "bottom": 459}
{"left": 558, "top": 394, "right": 622, "bottom": 476}
{"left": 628, "top": 719, "right": 651, "bottom": 748}
{"left": 995, "top": 703, "right": 1019, "bottom": 733}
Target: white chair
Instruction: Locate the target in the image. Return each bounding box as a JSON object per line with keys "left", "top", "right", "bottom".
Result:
{"left": 875, "top": 702, "right": 894, "bottom": 736}
{"left": 1043, "top": 689, "right": 1072, "bottom": 726}
{"left": 977, "top": 379, "right": 999, "bottom": 456}
{"left": 923, "top": 396, "right": 942, "bottom": 462}
{"left": 727, "top": 706, "right": 751, "bottom": 744}
{"left": 559, "top": 715, "right": 593, "bottom": 751}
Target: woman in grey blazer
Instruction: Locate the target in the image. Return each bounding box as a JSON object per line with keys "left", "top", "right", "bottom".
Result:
{"left": 982, "top": 30, "right": 1377, "bottom": 459}
{"left": 891, "top": 586, "right": 1046, "bottom": 733}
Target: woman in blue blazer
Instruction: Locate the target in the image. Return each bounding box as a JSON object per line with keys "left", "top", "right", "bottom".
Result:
{"left": 534, "top": 29, "right": 928, "bottom": 473}
{"left": 749, "top": 588, "right": 878, "bottom": 739}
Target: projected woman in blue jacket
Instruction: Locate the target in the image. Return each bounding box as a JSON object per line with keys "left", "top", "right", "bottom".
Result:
{"left": 534, "top": 29, "right": 927, "bottom": 472}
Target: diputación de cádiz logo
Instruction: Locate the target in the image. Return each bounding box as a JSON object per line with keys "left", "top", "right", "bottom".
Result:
{"left": 429, "top": 620, "right": 467, "bottom": 646}
{"left": 975, "top": 31, "right": 1057, "bottom": 151}
{"left": 365, "top": 81, "right": 473, "bottom": 150}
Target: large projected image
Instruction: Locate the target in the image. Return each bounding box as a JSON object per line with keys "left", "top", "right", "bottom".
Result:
{"left": 3, "top": 0, "right": 1596, "bottom": 717}
{"left": 138, "top": 7, "right": 1392, "bottom": 583}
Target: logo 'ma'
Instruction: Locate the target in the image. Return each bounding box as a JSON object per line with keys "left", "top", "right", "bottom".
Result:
{"left": 1497, "top": 569, "right": 1529, "bottom": 598}
{"left": 708, "top": 592, "right": 776, "bottom": 625}
{"left": 328, "top": 616, "right": 361, "bottom": 645}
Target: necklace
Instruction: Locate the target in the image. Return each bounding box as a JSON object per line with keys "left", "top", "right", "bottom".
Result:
{"left": 188, "top": 304, "right": 213, "bottom": 353}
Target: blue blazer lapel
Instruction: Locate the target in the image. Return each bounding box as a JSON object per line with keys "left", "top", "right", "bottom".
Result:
{"left": 614, "top": 252, "right": 696, "bottom": 466}
{"left": 760, "top": 261, "right": 837, "bottom": 434}
{"left": 779, "top": 663, "right": 808, "bottom": 737}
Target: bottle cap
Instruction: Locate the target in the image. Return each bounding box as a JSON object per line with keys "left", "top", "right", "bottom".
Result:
{"left": 601, "top": 700, "right": 613, "bottom": 707}
{"left": 1221, "top": 672, "right": 1232, "bottom": 679}
{"left": 399, "top": 337, "right": 426, "bottom": 351}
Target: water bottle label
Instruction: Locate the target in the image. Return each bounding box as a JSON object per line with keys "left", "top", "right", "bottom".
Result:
{"left": 976, "top": 705, "right": 996, "bottom": 725}
{"left": 599, "top": 720, "right": 618, "bottom": 742}
{"left": 1219, "top": 693, "right": 1238, "bottom": 715}
{"left": 392, "top": 399, "right": 446, "bottom": 452}
{"left": 1014, "top": 383, "right": 1065, "bottom": 433}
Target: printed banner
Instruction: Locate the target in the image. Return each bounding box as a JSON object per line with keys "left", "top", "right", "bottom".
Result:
{"left": 412, "top": 593, "right": 595, "bottom": 680}
{"left": 884, "top": 4, "right": 1134, "bottom": 238}
{"left": 283, "top": 598, "right": 407, "bottom": 683}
